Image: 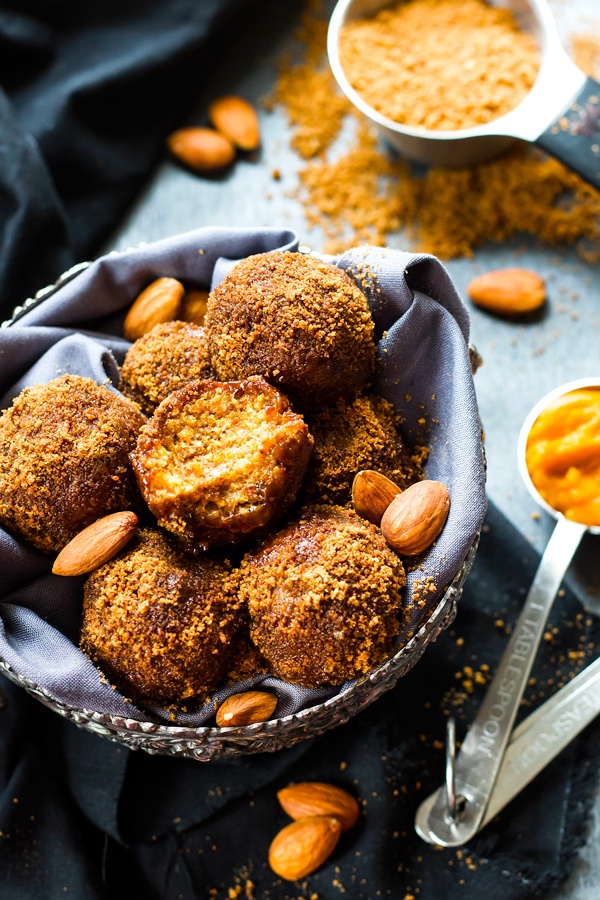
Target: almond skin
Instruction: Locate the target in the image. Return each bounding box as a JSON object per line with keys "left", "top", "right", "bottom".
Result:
{"left": 277, "top": 782, "right": 359, "bottom": 832}
{"left": 215, "top": 691, "right": 278, "bottom": 727}
{"left": 352, "top": 469, "right": 402, "bottom": 526}
{"left": 467, "top": 268, "right": 546, "bottom": 316}
{"left": 123, "top": 277, "right": 185, "bottom": 341}
{"left": 52, "top": 511, "right": 139, "bottom": 576}
{"left": 208, "top": 95, "right": 261, "bottom": 151}
{"left": 167, "top": 126, "right": 236, "bottom": 173}
{"left": 381, "top": 480, "right": 450, "bottom": 556}
{"left": 180, "top": 288, "right": 209, "bottom": 326}
{"left": 268, "top": 816, "right": 342, "bottom": 881}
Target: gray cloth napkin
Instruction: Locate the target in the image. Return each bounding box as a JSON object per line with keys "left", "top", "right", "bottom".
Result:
{"left": 0, "top": 226, "right": 486, "bottom": 725}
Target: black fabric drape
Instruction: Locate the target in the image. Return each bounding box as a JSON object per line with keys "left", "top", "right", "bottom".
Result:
{"left": 2, "top": 504, "right": 599, "bottom": 899}
{"left": 0, "top": 0, "right": 256, "bottom": 320}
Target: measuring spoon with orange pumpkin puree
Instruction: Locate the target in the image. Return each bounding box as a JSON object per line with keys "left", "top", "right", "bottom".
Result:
{"left": 415, "top": 378, "right": 600, "bottom": 846}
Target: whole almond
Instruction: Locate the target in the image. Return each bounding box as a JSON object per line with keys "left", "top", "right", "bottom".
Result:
{"left": 268, "top": 816, "right": 342, "bottom": 881}
{"left": 180, "top": 288, "right": 209, "bottom": 326}
{"left": 167, "top": 127, "right": 235, "bottom": 173}
{"left": 208, "top": 95, "right": 261, "bottom": 151}
{"left": 352, "top": 469, "right": 402, "bottom": 526}
{"left": 52, "top": 511, "right": 138, "bottom": 576}
{"left": 467, "top": 268, "right": 546, "bottom": 316}
{"left": 277, "top": 782, "right": 359, "bottom": 832}
{"left": 381, "top": 480, "right": 450, "bottom": 556}
{"left": 216, "top": 691, "right": 278, "bottom": 727}
{"left": 123, "top": 277, "right": 185, "bottom": 341}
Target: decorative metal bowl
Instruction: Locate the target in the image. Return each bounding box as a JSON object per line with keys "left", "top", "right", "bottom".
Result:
{"left": 0, "top": 241, "right": 484, "bottom": 761}
{"left": 0, "top": 540, "right": 477, "bottom": 760}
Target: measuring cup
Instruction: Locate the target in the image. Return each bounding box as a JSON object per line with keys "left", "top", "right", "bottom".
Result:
{"left": 327, "top": 0, "right": 600, "bottom": 188}
{"left": 414, "top": 378, "right": 600, "bottom": 846}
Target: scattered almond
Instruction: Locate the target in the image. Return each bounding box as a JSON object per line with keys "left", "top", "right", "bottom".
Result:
{"left": 180, "top": 288, "right": 209, "bottom": 326}
{"left": 268, "top": 816, "right": 342, "bottom": 881}
{"left": 167, "top": 127, "right": 236, "bottom": 174}
{"left": 216, "top": 690, "right": 278, "bottom": 727}
{"left": 352, "top": 469, "right": 402, "bottom": 526}
{"left": 52, "top": 511, "right": 139, "bottom": 576}
{"left": 209, "top": 95, "right": 261, "bottom": 151}
{"left": 277, "top": 782, "right": 359, "bottom": 832}
{"left": 381, "top": 479, "right": 450, "bottom": 556}
{"left": 467, "top": 267, "right": 546, "bottom": 316}
{"left": 123, "top": 277, "right": 185, "bottom": 341}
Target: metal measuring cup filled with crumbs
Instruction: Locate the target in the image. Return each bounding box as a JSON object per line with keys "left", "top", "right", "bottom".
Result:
{"left": 328, "top": 0, "right": 600, "bottom": 188}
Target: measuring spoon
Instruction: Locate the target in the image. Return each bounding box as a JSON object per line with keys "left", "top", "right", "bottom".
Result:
{"left": 414, "top": 377, "right": 600, "bottom": 847}
{"left": 328, "top": 0, "right": 600, "bottom": 188}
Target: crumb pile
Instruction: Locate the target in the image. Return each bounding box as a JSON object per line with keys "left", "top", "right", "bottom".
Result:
{"left": 271, "top": 2, "right": 600, "bottom": 259}
{"left": 240, "top": 506, "right": 406, "bottom": 687}
{"left": 205, "top": 251, "right": 375, "bottom": 410}
{"left": 339, "top": 0, "right": 539, "bottom": 131}
{"left": 81, "top": 529, "right": 243, "bottom": 703}
{"left": 0, "top": 374, "right": 145, "bottom": 552}
{"left": 267, "top": 0, "right": 348, "bottom": 159}
{"left": 119, "top": 320, "right": 213, "bottom": 415}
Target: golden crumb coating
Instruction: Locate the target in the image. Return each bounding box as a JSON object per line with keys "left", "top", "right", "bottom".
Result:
{"left": 80, "top": 529, "right": 244, "bottom": 704}
{"left": 240, "top": 505, "right": 405, "bottom": 687}
{"left": 0, "top": 375, "right": 145, "bottom": 552}
{"left": 303, "top": 393, "right": 426, "bottom": 504}
{"left": 131, "top": 378, "right": 314, "bottom": 551}
{"left": 205, "top": 251, "right": 375, "bottom": 410}
{"left": 119, "top": 320, "right": 213, "bottom": 416}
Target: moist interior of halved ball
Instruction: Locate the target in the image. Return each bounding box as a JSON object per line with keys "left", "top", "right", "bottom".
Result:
{"left": 131, "top": 378, "right": 314, "bottom": 550}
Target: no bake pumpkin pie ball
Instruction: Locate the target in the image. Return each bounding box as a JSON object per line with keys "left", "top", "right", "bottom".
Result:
{"left": 80, "top": 529, "right": 243, "bottom": 704}
{"left": 240, "top": 505, "right": 406, "bottom": 687}
{"left": 204, "top": 251, "right": 375, "bottom": 411}
{"left": 119, "top": 320, "right": 213, "bottom": 416}
{"left": 131, "top": 377, "right": 313, "bottom": 551}
{"left": 0, "top": 374, "right": 145, "bottom": 552}
{"left": 303, "top": 393, "right": 426, "bottom": 504}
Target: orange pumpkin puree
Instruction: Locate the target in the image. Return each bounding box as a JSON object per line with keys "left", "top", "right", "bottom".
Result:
{"left": 526, "top": 387, "right": 600, "bottom": 526}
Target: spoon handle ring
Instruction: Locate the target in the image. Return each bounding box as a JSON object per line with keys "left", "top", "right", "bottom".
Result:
{"left": 416, "top": 515, "right": 586, "bottom": 846}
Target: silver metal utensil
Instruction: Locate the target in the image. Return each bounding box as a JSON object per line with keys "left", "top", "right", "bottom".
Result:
{"left": 414, "top": 378, "right": 600, "bottom": 846}
{"left": 416, "top": 653, "right": 600, "bottom": 839}
{"left": 327, "top": 0, "right": 600, "bottom": 188}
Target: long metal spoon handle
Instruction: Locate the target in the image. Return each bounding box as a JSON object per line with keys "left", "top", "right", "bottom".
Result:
{"left": 415, "top": 515, "right": 586, "bottom": 846}
{"left": 482, "top": 654, "right": 600, "bottom": 827}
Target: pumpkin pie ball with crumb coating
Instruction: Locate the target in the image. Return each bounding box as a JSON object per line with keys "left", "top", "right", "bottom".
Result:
{"left": 131, "top": 377, "right": 313, "bottom": 551}
{"left": 302, "top": 393, "right": 426, "bottom": 505}
{"left": 205, "top": 251, "right": 375, "bottom": 411}
{"left": 119, "top": 320, "right": 214, "bottom": 416}
{"left": 240, "top": 505, "right": 405, "bottom": 688}
{"left": 80, "top": 529, "right": 244, "bottom": 705}
{"left": 0, "top": 374, "right": 145, "bottom": 553}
